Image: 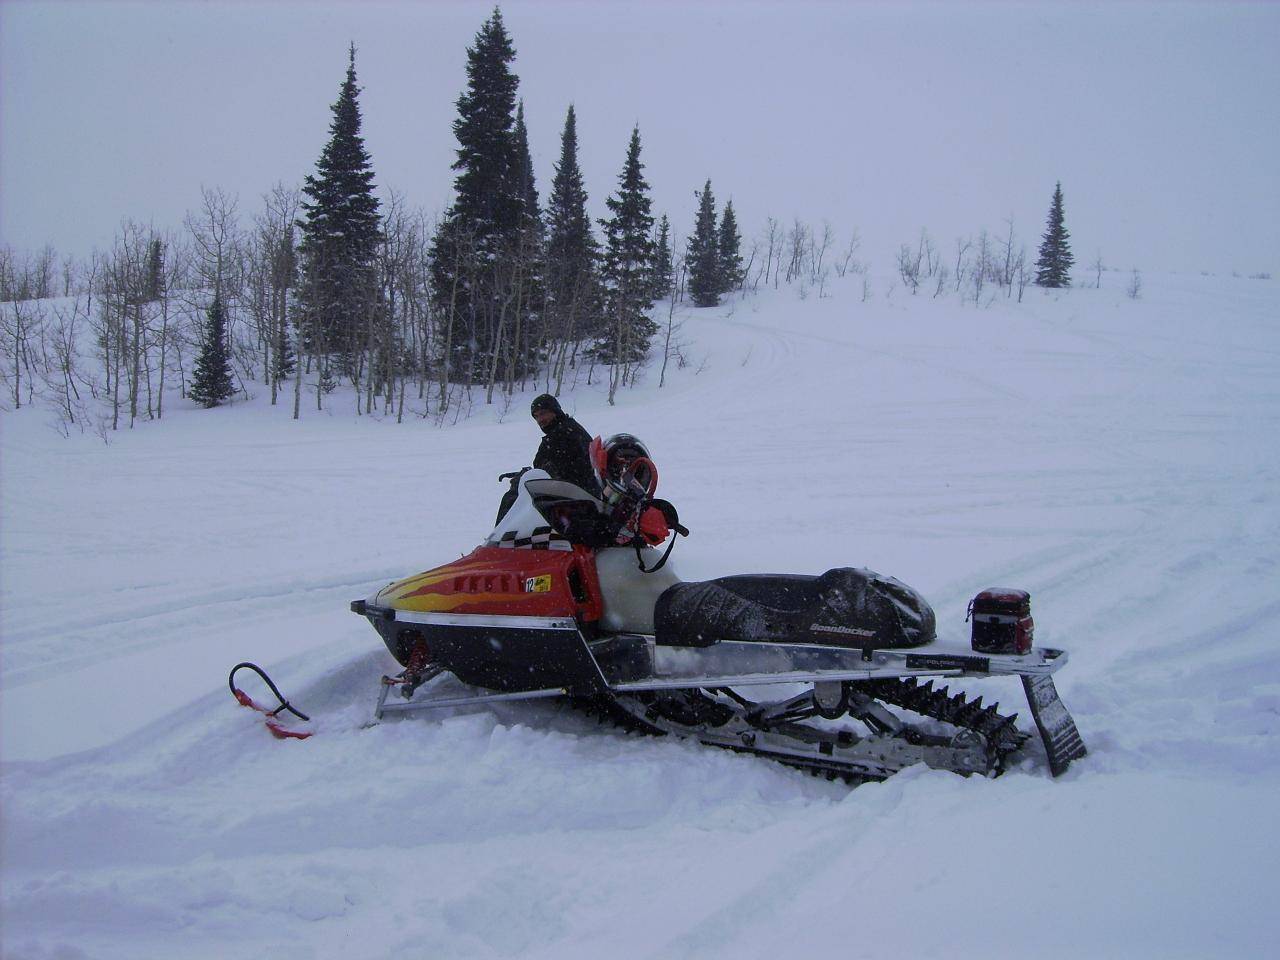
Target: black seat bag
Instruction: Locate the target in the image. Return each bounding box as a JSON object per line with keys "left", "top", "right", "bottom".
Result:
{"left": 654, "top": 567, "right": 935, "bottom": 649}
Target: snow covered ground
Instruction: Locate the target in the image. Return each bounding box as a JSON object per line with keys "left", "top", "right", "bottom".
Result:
{"left": 3, "top": 270, "right": 1279, "bottom": 959}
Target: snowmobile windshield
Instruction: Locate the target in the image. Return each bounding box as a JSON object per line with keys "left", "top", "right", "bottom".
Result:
{"left": 525, "top": 477, "right": 620, "bottom": 548}
{"left": 485, "top": 472, "right": 613, "bottom": 549}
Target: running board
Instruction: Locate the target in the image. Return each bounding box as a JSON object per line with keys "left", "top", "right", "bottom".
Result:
{"left": 372, "top": 674, "right": 567, "bottom": 722}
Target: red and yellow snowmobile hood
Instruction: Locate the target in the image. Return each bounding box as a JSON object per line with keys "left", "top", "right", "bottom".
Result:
{"left": 374, "top": 545, "right": 602, "bottom": 622}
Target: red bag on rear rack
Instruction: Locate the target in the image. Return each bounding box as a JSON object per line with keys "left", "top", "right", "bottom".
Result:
{"left": 967, "top": 588, "right": 1033, "bottom": 655}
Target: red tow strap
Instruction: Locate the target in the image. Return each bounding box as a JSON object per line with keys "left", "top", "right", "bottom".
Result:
{"left": 229, "top": 662, "right": 313, "bottom": 740}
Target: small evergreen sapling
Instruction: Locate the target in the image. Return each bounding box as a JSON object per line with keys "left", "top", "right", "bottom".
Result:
{"left": 1034, "top": 181, "right": 1075, "bottom": 288}
{"left": 651, "top": 215, "right": 674, "bottom": 300}
{"left": 190, "top": 293, "right": 235, "bottom": 407}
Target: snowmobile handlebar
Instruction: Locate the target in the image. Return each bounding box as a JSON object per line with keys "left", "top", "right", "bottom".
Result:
{"left": 648, "top": 497, "right": 689, "bottom": 538}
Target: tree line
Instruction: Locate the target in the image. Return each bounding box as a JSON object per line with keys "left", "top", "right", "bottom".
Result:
{"left": 1, "top": 7, "right": 1082, "bottom": 434}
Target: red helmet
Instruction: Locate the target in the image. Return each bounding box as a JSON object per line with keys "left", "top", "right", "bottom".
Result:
{"left": 591, "top": 433, "right": 657, "bottom": 504}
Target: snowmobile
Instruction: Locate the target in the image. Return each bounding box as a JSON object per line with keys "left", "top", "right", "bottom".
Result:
{"left": 351, "top": 442, "right": 1086, "bottom": 783}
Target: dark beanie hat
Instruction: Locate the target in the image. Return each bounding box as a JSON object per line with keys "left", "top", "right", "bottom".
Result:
{"left": 531, "top": 394, "right": 562, "bottom": 416}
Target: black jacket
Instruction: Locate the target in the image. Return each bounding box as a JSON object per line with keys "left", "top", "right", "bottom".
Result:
{"left": 534, "top": 413, "right": 598, "bottom": 495}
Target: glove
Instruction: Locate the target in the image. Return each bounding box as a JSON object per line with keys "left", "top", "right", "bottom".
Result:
{"left": 639, "top": 506, "right": 670, "bottom": 546}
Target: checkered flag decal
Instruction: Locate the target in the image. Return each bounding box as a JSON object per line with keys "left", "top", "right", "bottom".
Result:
{"left": 495, "top": 526, "right": 573, "bottom": 552}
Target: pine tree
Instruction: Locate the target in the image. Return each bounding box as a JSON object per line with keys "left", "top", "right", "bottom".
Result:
{"left": 597, "top": 126, "right": 657, "bottom": 394}
{"left": 1034, "top": 181, "right": 1075, "bottom": 288}
{"left": 145, "top": 238, "right": 164, "bottom": 302}
{"left": 506, "top": 100, "right": 544, "bottom": 379}
{"left": 189, "top": 292, "right": 235, "bottom": 407}
{"left": 651, "top": 214, "right": 674, "bottom": 300}
{"left": 545, "top": 104, "right": 602, "bottom": 342}
{"left": 717, "top": 200, "right": 744, "bottom": 296}
{"left": 430, "top": 8, "right": 524, "bottom": 383}
{"left": 444, "top": 9, "right": 521, "bottom": 245}
{"left": 686, "top": 179, "right": 721, "bottom": 307}
{"left": 512, "top": 102, "right": 541, "bottom": 241}
{"left": 297, "top": 44, "right": 382, "bottom": 371}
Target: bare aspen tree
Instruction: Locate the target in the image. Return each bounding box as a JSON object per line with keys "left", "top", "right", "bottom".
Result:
{"left": 376, "top": 193, "right": 406, "bottom": 416}
{"left": 1092, "top": 252, "right": 1105, "bottom": 288}
{"left": 759, "top": 217, "right": 780, "bottom": 289}
{"left": 998, "top": 217, "right": 1018, "bottom": 293}
{"left": 835, "top": 230, "right": 861, "bottom": 278}
{"left": 920, "top": 229, "right": 938, "bottom": 278}
{"left": 785, "top": 218, "right": 809, "bottom": 284}
{"left": 95, "top": 221, "right": 152, "bottom": 429}
{"left": 1127, "top": 269, "right": 1142, "bottom": 299}
{"left": 954, "top": 237, "right": 972, "bottom": 293}
{"left": 186, "top": 188, "right": 247, "bottom": 395}
{"left": 32, "top": 245, "right": 57, "bottom": 300}
{"left": 741, "top": 243, "right": 758, "bottom": 294}
{"left": 1, "top": 297, "right": 45, "bottom": 409}
{"left": 246, "top": 186, "right": 298, "bottom": 402}
{"left": 61, "top": 254, "right": 79, "bottom": 297}
{"left": 186, "top": 186, "right": 241, "bottom": 297}
{"left": 933, "top": 263, "right": 950, "bottom": 298}
{"left": 0, "top": 247, "right": 13, "bottom": 301}
{"left": 292, "top": 307, "right": 304, "bottom": 420}
{"left": 812, "top": 223, "right": 833, "bottom": 283}
{"left": 154, "top": 230, "right": 189, "bottom": 419}
{"left": 1015, "top": 246, "right": 1031, "bottom": 302}
{"left": 45, "top": 298, "right": 84, "bottom": 431}
{"left": 437, "top": 221, "right": 470, "bottom": 416}
{"left": 972, "top": 230, "right": 993, "bottom": 305}
{"left": 659, "top": 258, "right": 687, "bottom": 388}
{"left": 897, "top": 241, "right": 923, "bottom": 294}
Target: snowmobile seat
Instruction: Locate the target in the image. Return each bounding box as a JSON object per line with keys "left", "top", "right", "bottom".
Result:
{"left": 653, "top": 568, "right": 936, "bottom": 649}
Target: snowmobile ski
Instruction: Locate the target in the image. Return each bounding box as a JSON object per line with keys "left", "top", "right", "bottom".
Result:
{"left": 228, "top": 662, "right": 313, "bottom": 740}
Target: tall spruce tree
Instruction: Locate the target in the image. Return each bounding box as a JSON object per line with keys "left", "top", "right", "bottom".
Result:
{"left": 717, "top": 200, "right": 744, "bottom": 295}
{"left": 297, "top": 44, "right": 382, "bottom": 371}
{"left": 545, "top": 104, "right": 602, "bottom": 343}
{"left": 651, "top": 214, "right": 674, "bottom": 300}
{"left": 430, "top": 8, "right": 524, "bottom": 383}
{"left": 686, "top": 180, "right": 721, "bottom": 307}
{"left": 506, "top": 100, "right": 544, "bottom": 381}
{"left": 145, "top": 238, "right": 164, "bottom": 302}
{"left": 189, "top": 292, "right": 235, "bottom": 407}
{"left": 1034, "top": 181, "right": 1074, "bottom": 288}
{"left": 512, "top": 102, "right": 540, "bottom": 240}
{"left": 597, "top": 126, "right": 657, "bottom": 394}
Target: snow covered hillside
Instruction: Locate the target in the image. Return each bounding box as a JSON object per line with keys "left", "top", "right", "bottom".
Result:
{"left": 3, "top": 271, "right": 1279, "bottom": 959}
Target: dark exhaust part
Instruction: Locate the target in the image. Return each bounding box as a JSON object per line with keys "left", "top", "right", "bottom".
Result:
{"left": 351, "top": 599, "right": 395, "bottom": 622}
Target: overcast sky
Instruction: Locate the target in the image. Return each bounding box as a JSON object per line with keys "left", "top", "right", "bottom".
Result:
{"left": 2, "top": 0, "right": 1277, "bottom": 277}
